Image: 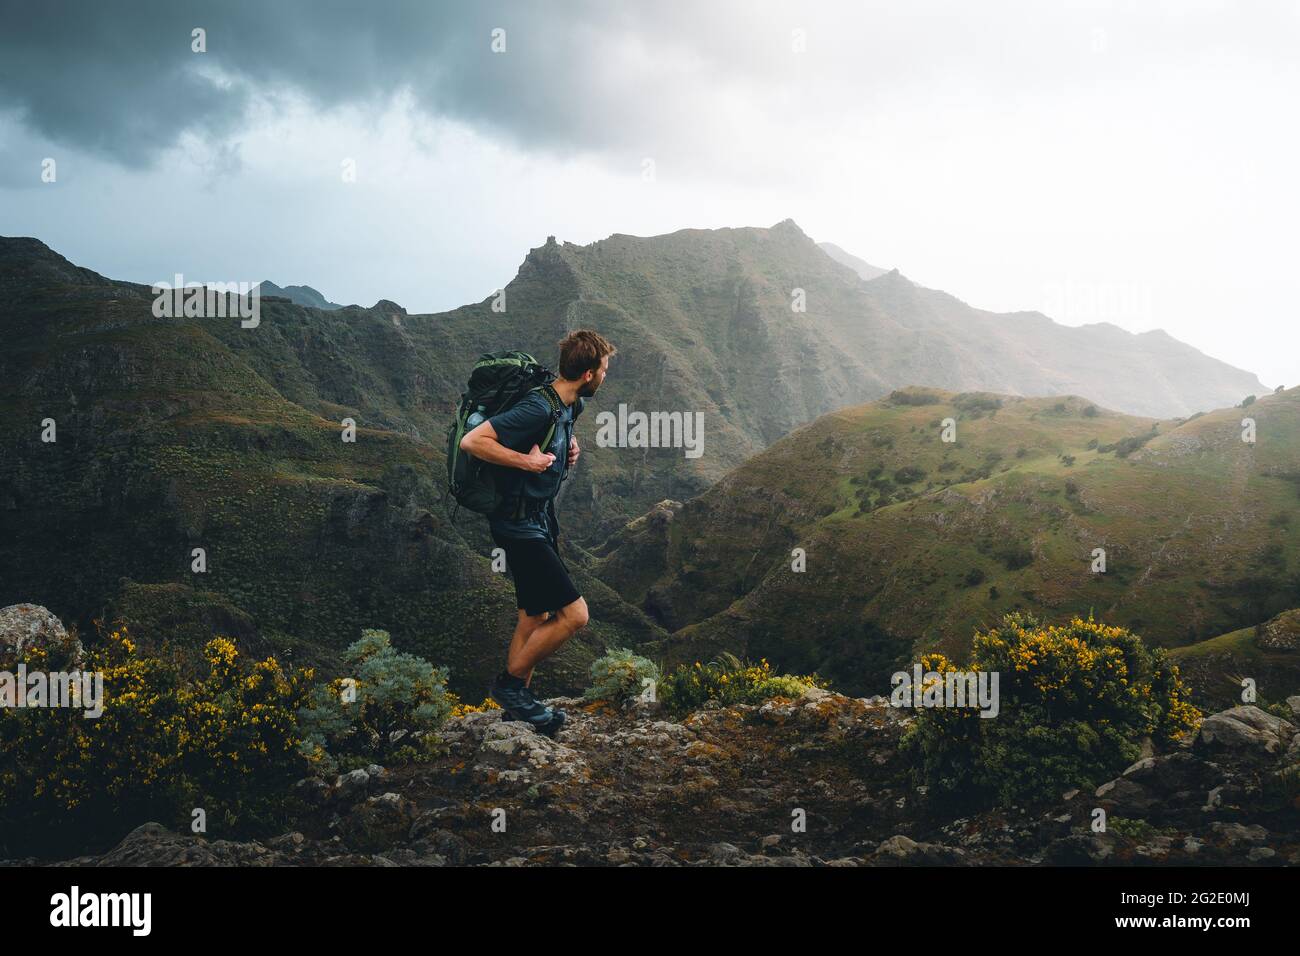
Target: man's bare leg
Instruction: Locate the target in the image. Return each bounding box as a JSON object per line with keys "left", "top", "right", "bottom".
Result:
{"left": 507, "top": 597, "right": 589, "bottom": 680}
{"left": 505, "top": 610, "right": 546, "bottom": 687}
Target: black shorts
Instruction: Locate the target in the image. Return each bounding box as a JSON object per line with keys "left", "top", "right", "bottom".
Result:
{"left": 492, "top": 534, "right": 581, "bottom": 616}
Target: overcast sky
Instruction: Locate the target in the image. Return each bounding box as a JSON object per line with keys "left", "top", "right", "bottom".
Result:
{"left": 2, "top": 0, "right": 1297, "bottom": 386}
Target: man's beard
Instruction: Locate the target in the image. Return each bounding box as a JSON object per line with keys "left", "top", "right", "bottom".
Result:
{"left": 579, "top": 378, "right": 600, "bottom": 397}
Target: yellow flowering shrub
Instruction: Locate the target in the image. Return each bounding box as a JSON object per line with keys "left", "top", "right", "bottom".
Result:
{"left": 0, "top": 622, "right": 313, "bottom": 857}
{"left": 448, "top": 694, "right": 498, "bottom": 718}
{"left": 659, "top": 653, "right": 827, "bottom": 716}
{"left": 902, "top": 613, "right": 1201, "bottom": 809}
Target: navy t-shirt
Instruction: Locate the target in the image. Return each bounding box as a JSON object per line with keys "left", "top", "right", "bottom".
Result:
{"left": 487, "top": 391, "right": 579, "bottom": 540}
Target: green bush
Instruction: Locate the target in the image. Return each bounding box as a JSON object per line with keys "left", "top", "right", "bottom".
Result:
{"left": 658, "top": 653, "right": 826, "bottom": 716}
{"left": 583, "top": 647, "right": 660, "bottom": 704}
{"left": 902, "top": 613, "right": 1200, "bottom": 809}
{"left": 298, "top": 629, "right": 452, "bottom": 773}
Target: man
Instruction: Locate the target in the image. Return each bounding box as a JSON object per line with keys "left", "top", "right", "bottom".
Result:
{"left": 459, "top": 329, "right": 616, "bottom": 735}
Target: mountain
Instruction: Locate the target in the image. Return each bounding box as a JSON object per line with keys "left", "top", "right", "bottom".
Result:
{"left": 818, "top": 240, "right": 889, "bottom": 281}
{"left": 0, "top": 225, "right": 1273, "bottom": 693}
{"left": 256, "top": 280, "right": 343, "bottom": 310}
{"left": 0, "top": 237, "right": 664, "bottom": 695}
{"left": 597, "top": 386, "right": 1300, "bottom": 696}
{"left": 854, "top": 269, "right": 1265, "bottom": 419}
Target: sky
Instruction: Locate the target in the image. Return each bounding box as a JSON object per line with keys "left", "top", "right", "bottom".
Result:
{"left": 2, "top": 0, "right": 1297, "bottom": 386}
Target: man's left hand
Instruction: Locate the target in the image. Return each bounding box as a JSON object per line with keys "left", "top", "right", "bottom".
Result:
{"left": 567, "top": 436, "right": 580, "bottom": 467}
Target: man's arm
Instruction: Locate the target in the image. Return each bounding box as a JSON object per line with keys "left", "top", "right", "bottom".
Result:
{"left": 460, "top": 419, "right": 555, "bottom": 473}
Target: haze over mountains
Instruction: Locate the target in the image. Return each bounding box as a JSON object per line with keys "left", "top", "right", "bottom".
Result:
{"left": 0, "top": 221, "right": 1275, "bottom": 696}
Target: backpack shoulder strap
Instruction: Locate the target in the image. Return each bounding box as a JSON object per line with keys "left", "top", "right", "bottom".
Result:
{"left": 532, "top": 384, "right": 564, "bottom": 452}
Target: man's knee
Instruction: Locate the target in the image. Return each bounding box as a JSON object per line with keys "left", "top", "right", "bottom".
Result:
{"left": 561, "top": 597, "right": 589, "bottom": 633}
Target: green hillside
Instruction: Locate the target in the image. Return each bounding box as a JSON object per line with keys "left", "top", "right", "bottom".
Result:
{"left": 600, "top": 387, "right": 1300, "bottom": 696}
{"left": 1169, "top": 608, "right": 1300, "bottom": 710}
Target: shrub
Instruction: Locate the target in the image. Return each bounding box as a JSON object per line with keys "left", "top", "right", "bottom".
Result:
{"left": 297, "top": 629, "right": 452, "bottom": 773}
{"left": 888, "top": 389, "right": 942, "bottom": 406}
{"left": 954, "top": 394, "right": 1003, "bottom": 416}
{"left": 1083, "top": 405, "right": 1099, "bottom": 418}
{"left": 583, "top": 647, "right": 660, "bottom": 704}
{"left": 448, "top": 694, "right": 498, "bottom": 717}
{"left": 894, "top": 465, "right": 926, "bottom": 484}
{"left": 901, "top": 613, "right": 1200, "bottom": 810}
{"left": 998, "top": 546, "right": 1035, "bottom": 571}
{"left": 658, "top": 654, "right": 826, "bottom": 716}
{"left": 964, "top": 567, "right": 987, "bottom": 587}
{"left": 0, "top": 622, "right": 313, "bottom": 856}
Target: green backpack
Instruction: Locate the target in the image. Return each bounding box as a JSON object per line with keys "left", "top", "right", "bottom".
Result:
{"left": 445, "top": 351, "right": 565, "bottom": 515}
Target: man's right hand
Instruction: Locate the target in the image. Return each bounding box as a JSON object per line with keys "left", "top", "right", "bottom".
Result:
{"left": 522, "top": 443, "right": 556, "bottom": 473}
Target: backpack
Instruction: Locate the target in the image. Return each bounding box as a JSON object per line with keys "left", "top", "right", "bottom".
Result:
{"left": 445, "top": 350, "right": 566, "bottom": 516}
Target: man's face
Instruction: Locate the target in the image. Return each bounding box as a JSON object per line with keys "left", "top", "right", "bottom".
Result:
{"left": 579, "top": 355, "right": 609, "bottom": 397}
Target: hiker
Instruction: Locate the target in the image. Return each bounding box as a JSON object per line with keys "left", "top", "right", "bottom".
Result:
{"left": 458, "top": 330, "right": 616, "bottom": 735}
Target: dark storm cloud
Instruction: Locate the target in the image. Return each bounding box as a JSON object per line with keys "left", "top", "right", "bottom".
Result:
{"left": 0, "top": 0, "right": 721, "bottom": 167}
{"left": 6, "top": 0, "right": 1293, "bottom": 174}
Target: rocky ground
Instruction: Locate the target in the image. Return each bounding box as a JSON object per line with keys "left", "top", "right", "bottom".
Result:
{"left": 19, "top": 688, "right": 1300, "bottom": 867}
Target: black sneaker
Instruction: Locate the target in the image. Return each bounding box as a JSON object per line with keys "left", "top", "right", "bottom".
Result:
{"left": 536, "top": 707, "right": 566, "bottom": 738}
{"left": 488, "top": 673, "right": 556, "bottom": 732}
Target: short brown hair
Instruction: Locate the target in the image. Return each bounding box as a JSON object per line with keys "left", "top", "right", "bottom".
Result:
{"left": 557, "top": 329, "right": 616, "bottom": 380}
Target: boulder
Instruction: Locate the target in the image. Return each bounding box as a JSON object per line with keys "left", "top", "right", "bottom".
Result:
{"left": 1194, "top": 706, "right": 1296, "bottom": 760}
{"left": 0, "top": 603, "right": 82, "bottom": 667}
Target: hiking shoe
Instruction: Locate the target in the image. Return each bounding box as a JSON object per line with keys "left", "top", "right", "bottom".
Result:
{"left": 535, "top": 707, "right": 566, "bottom": 738}
{"left": 488, "top": 673, "right": 556, "bottom": 732}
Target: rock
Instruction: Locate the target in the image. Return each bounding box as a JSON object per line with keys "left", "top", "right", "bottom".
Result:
{"left": 1256, "top": 609, "right": 1300, "bottom": 651}
{"left": 1094, "top": 777, "right": 1158, "bottom": 813}
{"left": 407, "top": 824, "right": 468, "bottom": 865}
{"left": 1121, "top": 752, "right": 1212, "bottom": 796}
{"left": 472, "top": 720, "right": 588, "bottom": 790}
{"left": 334, "top": 769, "right": 371, "bottom": 803}
{"left": 57, "top": 822, "right": 281, "bottom": 867}
{"left": 1194, "top": 706, "right": 1296, "bottom": 759}
{"left": 339, "top": 793, "right": 417, "bottom": 852}
{"left": 1287, "top": 696, "right": 1300, "bottom": 719}
{"left": 707, "top": 842, "right": 745, "bottom": 864}
{"left": 872, "top": 834, "right": 966, "bottom": 866}
{"left": 1043, "top": 832, "right": 1117, "bottom": 864}
{"left": 627, "top": 697, "right": 663, "bottom": 718}
{"left": 293, "top": 777, "right": 331, "bottom": 807}
{"left": 1246, "top": 847, "right": 1276, "bottom": 863}
{"left": 0, "top": 603, "right": 82, "bottom": 666}
{"left": 1209, "top": 822, "right": 1268, "bottom": 845}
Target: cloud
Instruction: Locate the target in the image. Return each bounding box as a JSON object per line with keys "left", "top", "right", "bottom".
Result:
{"left": 8, "top": 0, "right": 1291, "bottom": 181}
